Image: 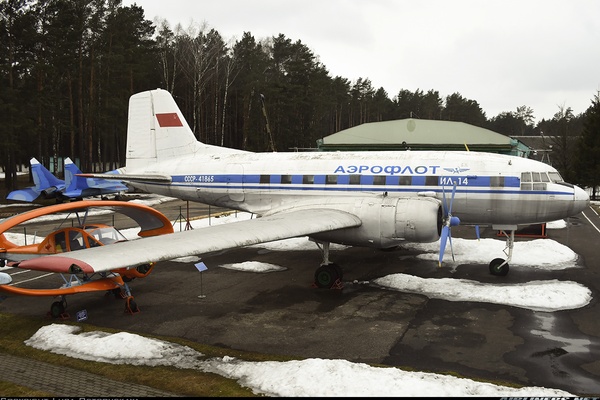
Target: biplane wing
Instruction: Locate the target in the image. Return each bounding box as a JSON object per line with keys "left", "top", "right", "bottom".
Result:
{"left": 0, "top": 200, "right": 173, "bottom": 317}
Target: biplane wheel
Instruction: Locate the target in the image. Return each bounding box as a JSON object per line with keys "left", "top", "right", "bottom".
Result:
{"left": 50, "top": 301, "right": 65, "bottom": 318}
{"left": 489, "top": 258, "right": 509, "bottom": 276}
{"left": 125, "top": 297, "right": 140, "bottom": 314}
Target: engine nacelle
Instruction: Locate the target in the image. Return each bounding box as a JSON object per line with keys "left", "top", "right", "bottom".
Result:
{"left": 310, "top": 196, "right": 442, "bottom": 249}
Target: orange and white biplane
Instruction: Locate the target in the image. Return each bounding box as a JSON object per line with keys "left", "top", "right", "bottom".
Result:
{"left": 0, "top": 200, "right": 173, "bottom": 317}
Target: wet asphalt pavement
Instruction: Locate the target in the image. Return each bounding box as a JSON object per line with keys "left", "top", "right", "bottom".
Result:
{"left": 1, "top": 198, "right": 600, "bottom": 396}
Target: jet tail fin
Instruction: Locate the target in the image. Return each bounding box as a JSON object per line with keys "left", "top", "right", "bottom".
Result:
{"left": 63, "top": 158, "right": 129, "bottom": 198}
{"left": 64, "top": 157, "right": 84, "bottom": 195}
{"left": 31, "top": 158, "right": 64, "bottom": 192}
{"left": 125, "top": 89, "right": 245, "bottom": 172}
{"left": 6, "top": 158, "right": 65, "bottom": 202}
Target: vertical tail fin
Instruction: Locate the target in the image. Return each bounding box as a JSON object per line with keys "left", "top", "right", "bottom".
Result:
{"left": 64, "top": 157, "right": 85, "bottom": 194}
{"left": 63, "top": 158, "right": 128, "bottom": 198}
{"left": 31, "top": 158, "right": 64, "bottom": 191}
{"left": 6, "top": 158, "right": 60, "bottom": 202}
{"left": 125, "top": 89, "right": 244, "bottom": 172}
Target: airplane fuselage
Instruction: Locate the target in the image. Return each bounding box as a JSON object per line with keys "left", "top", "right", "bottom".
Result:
{"left": 72, "top": 89, "right": 593, "bottom": 278}
{"left": 128, "top": 149, "right": 588, "bottom": 232}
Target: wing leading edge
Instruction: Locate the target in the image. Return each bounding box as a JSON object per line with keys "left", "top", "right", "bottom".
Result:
{"left": 16, "top": 208, "right": 362, "bottom": 273}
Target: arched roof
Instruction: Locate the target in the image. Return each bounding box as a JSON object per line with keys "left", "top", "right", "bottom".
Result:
{"left": 317, "top": 119, "right": 527, "bottom": 155}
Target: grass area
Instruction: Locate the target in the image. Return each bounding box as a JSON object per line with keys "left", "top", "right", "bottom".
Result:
{"left": 0, "top": 312, "right": 299, "bottom": 397}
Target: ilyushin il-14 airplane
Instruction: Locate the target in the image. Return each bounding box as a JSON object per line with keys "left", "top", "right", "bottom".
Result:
{"left": 6, "top": 157, "right": 128, "bottom": 203}
{"left": 46, "top": 89, "right": 589, "bottom": 289}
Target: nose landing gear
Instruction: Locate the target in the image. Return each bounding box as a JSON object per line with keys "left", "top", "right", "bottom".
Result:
{"left": 489, "top": 229, "right": 515, "bottom": 276}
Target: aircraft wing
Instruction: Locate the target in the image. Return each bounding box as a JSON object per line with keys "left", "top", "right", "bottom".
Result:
{"left": 15, "top": 208, "right": 362, "bottom": 274}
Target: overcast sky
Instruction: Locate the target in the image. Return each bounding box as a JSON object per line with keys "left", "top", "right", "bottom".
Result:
{"left": 124, "top": 0, "right": 600, "bottom": 124}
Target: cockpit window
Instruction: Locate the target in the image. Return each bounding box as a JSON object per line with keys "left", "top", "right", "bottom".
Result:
{"left": 87, "top": 227, "right": 127, "bottom": 245}
{"left": 548, "top": 172, "right": 563, "bottom": 183}
{"left": 521, "top": 171, "right": 549, "bottom": 191}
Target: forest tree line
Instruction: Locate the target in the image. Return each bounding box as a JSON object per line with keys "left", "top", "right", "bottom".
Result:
{"left": 2, "top": 0, "right": 600, "bottom": 192}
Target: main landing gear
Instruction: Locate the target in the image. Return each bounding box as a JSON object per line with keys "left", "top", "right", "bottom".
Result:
{"left": 312, "top": 241, "right": 344, "bottom": 289}
{"left": 108, "top": 284, "right": 140, "bottom": 314}
{"left": 310, "top": 227, "right": 517, "bottom": 287}
{"left": 48, "top": 297, "right": 69, "bottom": 319}
{"left": 489, "top": 229, "right": 515, "bottom": 276}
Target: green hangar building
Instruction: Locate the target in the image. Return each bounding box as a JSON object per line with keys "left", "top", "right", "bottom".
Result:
{"left": 316, "top": 118, "right": 532, "bottom": 157}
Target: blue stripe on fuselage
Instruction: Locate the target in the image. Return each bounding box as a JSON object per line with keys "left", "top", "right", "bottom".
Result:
{"left": 167, "top": 174, "right": 572, "bottom": 197}
{"left": 171, "top": 174, "right": 520, "bottom": 187}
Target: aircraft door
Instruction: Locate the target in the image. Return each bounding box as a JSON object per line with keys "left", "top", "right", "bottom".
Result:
{"left": 226, "top": 164, "right": 244, "bottom": 202}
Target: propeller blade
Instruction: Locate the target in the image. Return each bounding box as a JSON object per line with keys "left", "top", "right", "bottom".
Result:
{"left": 448, "top": 230, "right": 455, "bottom": 262}
{"left": 441, "top": 182, "right": 457, "bottom": 215}
{"left": 438, "top": 226, "right": 449, "bottom": 266}
{"left": 448, "top": 184, "right": 456, "bottom": 214}
{"left": 439, "top": 183, "right": 459, "bottom": 267}
{"left": 442, "top": 185, "right": 449, "bottom": 215}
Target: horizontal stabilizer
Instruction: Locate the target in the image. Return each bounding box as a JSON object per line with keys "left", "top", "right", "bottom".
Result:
{"left": 6, "top": 188, "right": 42, "bottom": 202}
{"left": 77, "top": 173, "right": 172, "bottom": 183}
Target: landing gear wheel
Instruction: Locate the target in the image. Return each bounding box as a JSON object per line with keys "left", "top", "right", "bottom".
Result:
{"left": 50, "top": 300, "right": 65, "bottom": 318}
{"left": 489, "top": 258, "right": 509, "bottom": 276}
{"left": 330, "top": 263, "right": 343, "bottom": 281}
{"left": 125, "top": 297, "right": 140, "bottom": 314}
{"left": 314, "top": 264, "right": 341, "bottom": 289}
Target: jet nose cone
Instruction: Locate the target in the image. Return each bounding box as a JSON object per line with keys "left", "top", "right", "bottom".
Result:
{"left": 574, "top": 185, "right": 590, "bottom": 213}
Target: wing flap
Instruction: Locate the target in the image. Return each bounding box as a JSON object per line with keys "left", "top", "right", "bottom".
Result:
{"left": 17, "top": 209, "right": 361, "bottom": 273}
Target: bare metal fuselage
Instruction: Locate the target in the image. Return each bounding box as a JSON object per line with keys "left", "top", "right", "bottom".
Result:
{"left": 130, "top": 150, "right": 588, "bottom": 229}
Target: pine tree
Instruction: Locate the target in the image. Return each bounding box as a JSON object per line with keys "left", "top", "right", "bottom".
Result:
{"left": 574, "top": 92, "right": 600, "bottom": 198}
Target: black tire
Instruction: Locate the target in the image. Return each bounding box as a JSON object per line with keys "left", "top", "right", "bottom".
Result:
{"left": 126, "top": 297, "right": 139, "bottom": 314}
{"left": 329, "top": 263, "right": 343, "bottom": 281}
{"left": 314, "top": 264, "right": 339, "bottom": 288}
{"left": 50, "top": 301, "right": 65, "bottom": 318}
{"left": 489, "top": 258, "right": 509, "bottom": 276}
